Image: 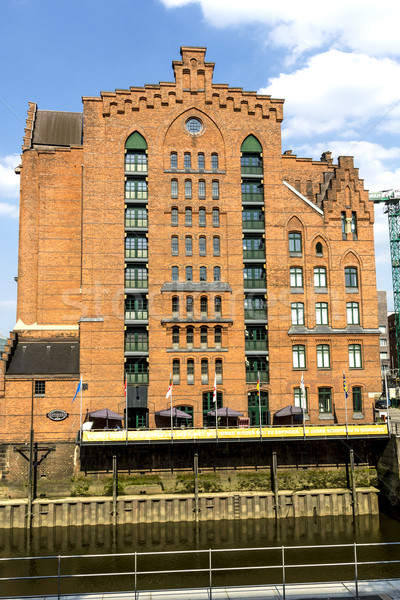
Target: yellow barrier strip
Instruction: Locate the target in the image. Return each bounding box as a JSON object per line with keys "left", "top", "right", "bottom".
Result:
{"left": 82, "top": 424, "right": 388, "bottom": 443}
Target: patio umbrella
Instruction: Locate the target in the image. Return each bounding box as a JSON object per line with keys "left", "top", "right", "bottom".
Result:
{"left": 207, "top": 406, "right": 243, "bottom": 426}
{"left": 274, "top": 405, "right": 303, "bottom": 425}
{"left": 88, "top": 408, "right": 124, "bottom": 428}
{"left": 156, "top": 407, "right": 193, "bottom": 419}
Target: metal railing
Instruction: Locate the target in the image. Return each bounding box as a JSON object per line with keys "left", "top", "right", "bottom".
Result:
{"left": 1, "top": 541, "right": 400, "bottom": 600}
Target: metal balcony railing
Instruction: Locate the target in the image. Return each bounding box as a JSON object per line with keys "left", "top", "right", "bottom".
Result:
{"left": 246, "top": 370, "right": 268, "bottom": 383}
{"left": 126, "top": 371, "right": 149, "bottom": 384}
{"left": 243, "top": 249, "right": 265, "bottom": 259}
{"left": 245, "top": 340, "right": 267, "bottom": 351}
{"left": 125, "top": 249, "right": 148, "bottom": 259}
{"left": 243, "top": 278, "right": 266, "bottom": 289}
{"left": 242, "top": 219, "right": 265, "bottom": 229}
{"left": 244, "top": 309, "right": 267, "bottom": 320}
{"left": 242, "top": 193, "right": 263, "bottom": 202}
{"left": 241, "top": 165, "right": 263, "bottom": 175}
{"left": 125, "top": 309, "right": 148, "bottom": 321}
{"left": 125, "top": 279, "right": 148, "bottom": 289}
{"left": 125, "top": 341, "right": 149, "bottom": 352}
{"left": 125, "top": 218, "right": 148, "bottom": 228}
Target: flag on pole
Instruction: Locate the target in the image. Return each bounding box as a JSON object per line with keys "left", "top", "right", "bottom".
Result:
{"left": 343, "top": 372, "right": 348, "bottom": 399}
{"left": 124, "top": 372, "right": 127, "bottom": 399}
{"left": 166, "top": 374, "right": 173, "bottom": 399}
{"left": 213, "top": 372, "right": 217, "bottom": 403}
{"left": 72, "top": 376, "right": 82, "bottom": 403}
{"left": 256, "top": 372, "right": 260, "bottom": 394}
{"left": 300, "top": 372, "right": 305, "bottom": 406}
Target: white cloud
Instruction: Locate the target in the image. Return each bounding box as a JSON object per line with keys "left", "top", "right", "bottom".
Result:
{"left": 260, "top": 51, "right": 400, "bottom": 140}
{"left": 0, "top": 202, "right": 18, "bottom": 219}
{"left": 0, "top": 154, "right": 20, "bottom": 199}
{"left": 160, "top": 0, "right": 400, "bottom": 57}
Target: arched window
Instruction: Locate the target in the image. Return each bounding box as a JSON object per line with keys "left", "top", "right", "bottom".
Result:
{"left": 170, "top": 152, "right": 177, "bottom": 169}
{"left": 215, "top": 358, "right": 223, "bottom": 383}
{"left": 198, "top": 153, "right": 205, "bottom": 169}
{"left": 171, "top": 207, "right": 178, "bottom": 227}
{"left": 184, "top": 152, "right": 191, "bottom": 169}
{"left": 171, "top": 179, "right": 178, "bottom": 198}
{"left": 211, "top": 153, "right": 219, "bottom": 170}
{"left": 186, "top": 266, "right": 193, "bottom": 281}
{"left": 214, "top": 327, "right": 222, "bottom": 347}
{"left": 212, "top": 180, "right": 219, "bottom": 199}
{"left": 200, "top": 296, "right": 208, "bottom": 316}
{"left": 199, "top": 207, "right": 206, "bottom": 226}
{"left": 213, "top": 266, "right": 221, "bottom": 282}
{"left": 172, "top": 359, "right": 180, "bottom": 384}
{"left": 212, "top": 208, "right": 220, "bottom": 227}
{"left": 241, "top": 135, "right": 263, "bottom": 176}
{"left": 214, "top": 296, "right": 221, "bottom": 317}
{"left": 186, "top": 296, "right": 193, "bottom": 316}
{"left": 185, "top": 179, "right": 192, "bottom": 199}
{"left": 187, "top": 360, "right": 195, "bottom": 385}
{"left": 199, "top": 180, "right": 206, "bottom": 199}
{"left": 289, "top": 232, "right": 302, "bottom": 254}
{"left": 185, "top": 236, "right": 193, "bottom": 256}
{"left": 201, "top": 327, "right": 208, "bottom": 347}
{"left": 185, "top": 207, "right": 192, "bottom": 226}
{"left": 316, "top": 242, "right": 323, "bottom": 256}
{"left": 213, "top": 236, "right": 220, "bottom": 256}
{"left": 125, "top": 132, "right": 148, "bottom": 173}
{"left": 201, "top": 359, "right": 209, "bottom": 384}
{"left": 199, "top": 236, "right": 206, "bottom": 256}
{"left": 186, "top": 326, "right": 194, "bottom": 347}
{"left": 200, "top": 266, "right": 207, "bottom": 281}
{"left": 171, "top": 266, "right": 179, "bottom": 281}
{"left": 171, "top": 236, "right": 179, "bottom": 256}
{"left": 172, "top": 326, "right": 180, "bottom": 346}
{"left": 172, "top": 296, "right": 179, "bottom": 316}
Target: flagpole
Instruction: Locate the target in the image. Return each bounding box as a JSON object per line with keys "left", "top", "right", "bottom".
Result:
{"left": 384, "top": 367, "right": 390, "bottom": 434}
{"left": 170, "top": 385, "right": 173, "bottom": 442}
{"left": 213, "top": 372, "right": 218, "bottom": 441}
{"left": 125, "top": 371, "right": 128, "bottom": 444}
{"left": 343, "top": 370, "right": 348, "bottom": 437}
{"left": 257, "top": 371, "right": 262, "bottom": 441}
{"left": 301, "top": 372, "right": 306, "bottom": 440}
{"left": 79, "top": 374, "right": 83, "bottom": 447}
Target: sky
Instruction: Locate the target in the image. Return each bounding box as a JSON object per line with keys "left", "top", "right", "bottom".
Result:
{"left": 0, "top": 0, "right": 399, "bottom": 337}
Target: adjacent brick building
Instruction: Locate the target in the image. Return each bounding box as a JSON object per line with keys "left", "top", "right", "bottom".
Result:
{"left": 0, "top": 46, "right": 382, "bottom": 445}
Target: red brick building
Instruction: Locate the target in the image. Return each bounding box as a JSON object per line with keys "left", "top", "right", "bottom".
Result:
{"left": 0, "top": 46, "right": 382, "bottom": 443}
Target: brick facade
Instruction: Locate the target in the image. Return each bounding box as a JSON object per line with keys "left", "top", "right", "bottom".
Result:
{"left": 0, "top": 46, "right": 381, "bottom": 444}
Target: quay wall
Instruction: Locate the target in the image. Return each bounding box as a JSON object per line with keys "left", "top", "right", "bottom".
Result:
{"left": 0, "top": 488, "right": 379, "bottom": 529}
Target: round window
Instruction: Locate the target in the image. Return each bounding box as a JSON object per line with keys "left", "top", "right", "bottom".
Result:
{"left": 186, "top": 118, "right": 203, "bottom": 134}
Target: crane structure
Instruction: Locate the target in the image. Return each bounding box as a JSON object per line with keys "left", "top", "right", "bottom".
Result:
{"left": 369, "top": 189, "right": 400, "bottom": 367}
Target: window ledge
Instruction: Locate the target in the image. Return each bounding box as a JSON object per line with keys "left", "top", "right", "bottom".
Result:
{"left": 315, "top": 287, "right": 328, "bottom": 294}
{"left": 289, "top": 252, "right": 302, "bottom": 258}
{"left": 346, "top": 288, "right": 359, "bottom": 293}
{"left": 353, "top": 413, "right": 364, "bottom": 419}
{"left": 290, "top": 288, "right": 304, "bottom": 294}
{"left": 318, "top": 413, "right": 334, "bottom": 420}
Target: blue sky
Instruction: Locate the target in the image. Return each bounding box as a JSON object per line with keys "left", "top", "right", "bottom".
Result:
{"left": 1, "top": 0, "right": 399, "bottom": 336}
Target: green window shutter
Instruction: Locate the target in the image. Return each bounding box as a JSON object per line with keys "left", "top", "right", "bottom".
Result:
{"left": 241, "top": 135, "right": 262, "bottom": 153}
{"left": 125, "top": 131, "right": 147, "bottom": 150}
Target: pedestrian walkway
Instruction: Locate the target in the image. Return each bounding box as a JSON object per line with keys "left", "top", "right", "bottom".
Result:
{"left": 3, "top": 578, "right": 400, "bottom": 600}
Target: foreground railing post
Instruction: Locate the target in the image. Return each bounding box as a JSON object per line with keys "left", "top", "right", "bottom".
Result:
{"left": 354, "top": 543, "right": 359, "bottom": 599}
{"left": 281, "top": 546, "right": 286, "bottom": 600}
{"left": 209, "top": 548, "right": 212, "bottom": 600}
{"left": 134, "top": 552, "right": 137, "bottom": 600}
{"left": 57, "top": 555, "right": 61, "bottom": 600}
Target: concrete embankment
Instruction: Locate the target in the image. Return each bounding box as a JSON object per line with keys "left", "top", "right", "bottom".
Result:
{"left": 0, "top": 487, "right": 378, "bottom": 528}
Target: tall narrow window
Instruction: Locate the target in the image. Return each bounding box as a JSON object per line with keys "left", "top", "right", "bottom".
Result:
{"left": 213, "top": 236, "right": 220, "bottom": 256}
{"left": 211, "top": 153, "right": 218, "bottom": 169}
{"left": 215, "top": 327, "right": 222, "bottom": 347}
{"left": 185, "top": 208, "right": 192, "bottom": 226}
{"left": 186, "top": 266, "right": 193, "bottom": 281}
{"left": 173, "top": 359, "right": 180, "bottom": 384}
{"left": 171, "top": 236, "right": 179, "bottom": 256}
{"left": 172, "top": 327, "right": 180, "bottom": 346}
{"left": 201, "top": 359, "right": 209, "bottom": 384}
{"left": 200, "top": 327, "right": 208, "bottom": 347}
{"left": 292, "top": 345, "right": 306, "bottom": 369}
{"left": 171, "top": 207, "right": 178, "bottom": 227}
{"left": 199, "top": 236, "right": 206, "bottom": 256}
{"left": 315, "top": 302, "right": 329, "bottom": 325}
{"left": 184, "top": 152, "right": 191, "bottom": 169}
{"left": 290, "top": 267, "right": 303, "bottom": 289}
{"left": 215, "top": 359, "right": 223, "bottom": 384}
{"left": 185, "top": 180, "right": 192, "bottom": 199}
{"left": 212, "top": 180, "right": 219, "bottom": 199}
{"left": 289, "top": 232, "right": 302, "bottom": 254}
{"left": 353, "top": 386, "right": 362, "bottom": 413}
{"left": 318, "top": 388, "right": 332, "bottom": 413}
{"left": 316, "top": 242, "right": 323, "bottom": 256}
{"left": 291, "top": 302, "right": 304, "bottom": 326}
{"left": 186, "top": 296, "right": 193, "bottom": 316}
{"left": 214, "top": 296, "right": 221, "bottom": 317}
{"left": 200, "top": 296, "right": 208, "bottom": 316}
{"left": 200, "top": 266, "right": 207, "bottom": 282}
{"left": 198, "top": 180, "right": 206, "bottom": 199}
{"left": 351, "top": 212, "right": 358, "bottom": 240}
{"left": 198, "top": 153, "right": 205, "bottom": 169}
{"left": 317, "top": 344, "right": 330, "bottom": 368}
{"left": 171, "top": 179, "right": 178, "bottom": 198}
{"left": 314, "top": 267, "right": 327, "bottom": 288}
{"left": 171, "top": 266, "right": 179, "bottom": 281}
{"left": 187, "top": 359, "right": 195, "bottom": 385}
{"left": 172, "top": 296, "right": 179, "bottom": 316}
{"left": 199, "top": 208, "right": 206, "bottom": 226}
{"left": 347, "top": 302, "right": 360, "bottom": 325}
{"left": 186, "top": 326, "right": 194, "bottom": 347}
{"left": 170, "top": 152, "right": 178, "bottom": 169}
{"left": 349, "top": 344, "right": 362, "bottom": 368}
{"left": 213, "top": 266, "right": 221, "bottom": 282}
{"left": 345, "top": 267, "right": 358, "bottom": 289}
{"left": 294, "top": 387, "right": 308, "bottom": 411}
{"left": 185, "top": 236, "right": 193, "bottom": 256}
{"left": 212, "top": 208, "right": 220, "bottom": 227}
{"left": 341, "top": 211, "right": 347, "bottom": 240}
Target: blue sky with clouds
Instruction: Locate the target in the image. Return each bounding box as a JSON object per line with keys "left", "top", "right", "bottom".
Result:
{"left": 1, "top": 0, "right": 399, "bottom": 336}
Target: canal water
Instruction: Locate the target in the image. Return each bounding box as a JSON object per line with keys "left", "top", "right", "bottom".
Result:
{"left": 1, "top": 513, "right": 400, "bottom": 597}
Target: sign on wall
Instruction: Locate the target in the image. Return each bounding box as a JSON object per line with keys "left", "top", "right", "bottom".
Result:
{"left": 46, "top": 409, "right": 68, "bottom": 421}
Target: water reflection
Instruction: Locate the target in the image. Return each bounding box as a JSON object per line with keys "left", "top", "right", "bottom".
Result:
{"left": 0, "top": 514, "right": 399, "bottom": 597}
